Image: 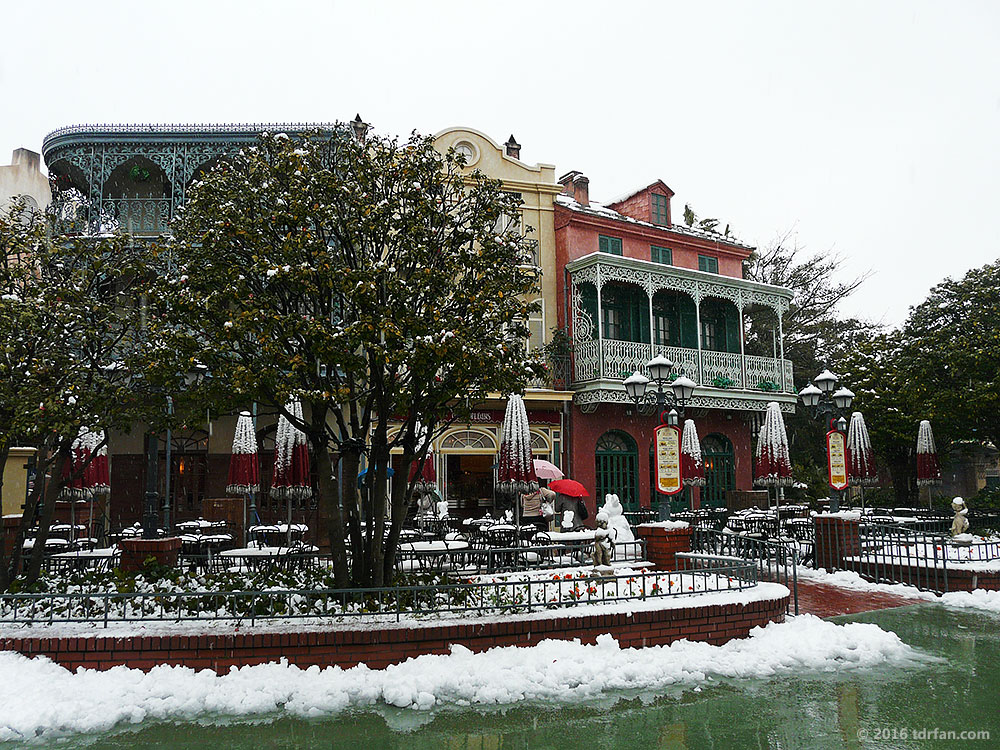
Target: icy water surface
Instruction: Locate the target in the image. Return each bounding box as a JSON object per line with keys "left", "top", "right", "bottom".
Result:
{"left": 12, "top": 603, "right": 1000, "bottom": 750}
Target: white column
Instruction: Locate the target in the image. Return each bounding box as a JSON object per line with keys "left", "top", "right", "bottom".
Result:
{"left": 648, "top": 287, "right": 655, "bottom": 352}
{"left": 738, "top": 303, "right": 746, "bottom": 390}
{"left": 695, "top": 292, "right": 703, "bottom": 385}
{"left": 596, "top": 282, "right": 604, "bottom": 380}
{"left": 777, "top": 308, "right": 786, "bottom": 392}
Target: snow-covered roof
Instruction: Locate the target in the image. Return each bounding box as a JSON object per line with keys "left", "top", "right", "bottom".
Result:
{"left": 554, "top": 194, "right": 754, "bottom": 252}
{"left": 605, "top": 180, "right": 675, "bottom": 206}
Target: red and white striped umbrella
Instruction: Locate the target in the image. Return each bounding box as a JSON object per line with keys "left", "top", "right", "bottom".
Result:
{"left": 916, "top": 420, "right": 942, "bottom": 486}
{"left": 681, "top": 419, "right": 706, "bottom": 487}
{"left": 497, "top": 394, "right": 538, "bottom": 495}
{"left": 85, "top": 428, "right": 111, "bottom": 499}
{"left": 59, "top": 427, "right": 91, "bottom": 500}
{"left": 270, "top": 401, "right": 312, "bottom": 501}
{"left": 846, "top": 411, "right": 878, "bottom": 486}
{"left": 226, "top": 411, "right": 260, "bottom": 495}
{"left": 407, "top": 421, "right": 436, "bottom": 490}
{"left": 754, "top": 402, "right": 793, "bottom": 487}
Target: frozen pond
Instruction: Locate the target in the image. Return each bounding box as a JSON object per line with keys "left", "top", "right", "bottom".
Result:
{"left": 3, "top": 603, "right": 999, "bottom": 749}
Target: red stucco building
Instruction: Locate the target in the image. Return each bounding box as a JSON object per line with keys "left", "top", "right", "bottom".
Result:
{"left": 554, "top": 172, "right": 796, "bottom": 516}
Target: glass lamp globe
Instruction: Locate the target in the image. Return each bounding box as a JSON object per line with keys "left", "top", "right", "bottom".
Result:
{"left": 832, "top": 387, "right": 855, "bottom": 410}
{"left": 798, "top": 383, "right": 822, "bottom": 408}
{"left": 671, "top": 376, "right": 697, "bottom": 403}
{"left": 647, "top": 355, "right": 674, "bottom": 383}
{"left": 814, "top": 369, "right": 838, "bottom": 394}
{"left": 624, "top": 371, "right": 650, "bottom": 401}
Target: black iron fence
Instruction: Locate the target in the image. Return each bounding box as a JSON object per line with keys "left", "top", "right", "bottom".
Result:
{"left": 690, "top": 527, "right": 799, "bottom": 615}
{"left": 0, "top": 559, "right": 756, "bottom": 627}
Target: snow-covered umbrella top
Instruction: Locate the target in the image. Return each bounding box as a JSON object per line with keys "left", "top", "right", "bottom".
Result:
{"left": 226, "top": 410, "right": 260, "bottom": 495}
{"left": 681, "top": 419, "right": 706, "bottom": 487}
{"left": 59, "top": 427, "right": 91, "bottom": 500}
{"left": 497, "top": 394, "right": 538, "bottom": 495}
{"left": 84, "top": 428, "right": 111, "bottom": 499}
{"left": 916, "top": 420, "right": 942, "bottom": 487}
{"left": 846, "top": 411, "right": 878, "bottom": 486}
{"left": 754, "top": 402, "right": 793, "bottom": 487}
{"left": 270, "top": 401, "right": 312, "bottom": 501}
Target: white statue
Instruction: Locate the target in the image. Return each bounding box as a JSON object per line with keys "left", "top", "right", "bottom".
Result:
{"left": 561, "top": 509, "right": 575, "bottom": 531}
{"left": 599, "top": 493, "right": 635, "bottom": 543}
{"left": 951, "top": 497, "right": 970, "bottom": 537}
{"left": 436, "top": 499, "right": 450, "bottom": 519}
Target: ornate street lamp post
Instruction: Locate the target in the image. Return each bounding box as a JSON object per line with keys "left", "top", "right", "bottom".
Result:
{"left": 624, "top": 355, "right": 698, "bottom": 520}
{"left": 798, "top": 369, "right": 855, "bottom": 512}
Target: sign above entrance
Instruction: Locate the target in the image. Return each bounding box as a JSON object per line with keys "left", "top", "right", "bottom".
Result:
{"left": 445, "top": 409, "right": 561, "bottom": 425}
{"left": 826, "top": 429, "right": 848, "bottom": 491}
{"left": 654, "top": 424, "right": 682, "bottom": 496}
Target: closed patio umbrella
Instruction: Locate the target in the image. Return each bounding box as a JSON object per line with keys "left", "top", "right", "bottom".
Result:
{"left": 226, "top": 411, "right": 260, "bottom": 541}
{"left": 270, "top": 401, "right": 312, "bottom": 546}
{"left": 916, "top": 420, "right": 942, "bottom": 508}
{"left": 847, "top": 411, "right": 878, "bottom": 511}
{"left": 754, "top": 402, "right": 793, "bottom": 512}
{"left": 497, "top": 394, "right": 538, "bottom": 526}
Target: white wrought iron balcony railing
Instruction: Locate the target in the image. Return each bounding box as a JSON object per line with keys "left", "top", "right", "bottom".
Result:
{"left": 572, "top": 339, "right": 793, "bottom": 394}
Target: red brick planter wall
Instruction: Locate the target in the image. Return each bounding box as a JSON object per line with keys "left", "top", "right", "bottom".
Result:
{"left": 119, "top": 537, "right": 182, "bottom": 573}
{"left": 636, "top": 525, "right": 693, "bottom": 570}
{"left": 1, "top": 594, "right": 788, "bottom": 673}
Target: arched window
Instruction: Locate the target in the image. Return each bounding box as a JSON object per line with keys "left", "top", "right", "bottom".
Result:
{"left": 595, "top": 430, "right": 638, "bottom": 510}
{"left": 702, "top": 433, "right": 735, "bottom": 508}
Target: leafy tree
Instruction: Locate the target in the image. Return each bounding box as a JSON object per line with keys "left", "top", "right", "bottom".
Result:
{"left": 0, "top": 199, "right": 150, "bottom": 587}
{"left": 899, "top": 260, "right": 1000, "bottom": 451}
{"left": 156, "top": 126, "right": 542, "bottom": 587}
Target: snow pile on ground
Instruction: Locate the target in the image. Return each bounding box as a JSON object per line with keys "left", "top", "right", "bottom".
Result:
{"left": 797, "top": 567, "right": 937, "bottom": 600}
{"left": 939, "top": 589, "right": 1000, "bottom": 614}
{"left": 0, "top": 615, "right": 923, "bottom": 741}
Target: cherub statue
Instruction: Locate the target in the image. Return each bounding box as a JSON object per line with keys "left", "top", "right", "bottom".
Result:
{"left": 592, "top": 511, "right": 613, "bottom": 571}
{"left": 951, "top": 497, "right": 970, "bottom": 537}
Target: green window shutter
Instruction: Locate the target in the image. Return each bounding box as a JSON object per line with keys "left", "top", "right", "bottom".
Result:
{"left": 724, "top": 306, "right": 740, "bottom": 353}
{"left": 651, "top": 245, "right": 672, "bottom": 265}
{"left": 599, "top": 235, "right": 622, "bottom": 255}
{"left": 680, "top": 296, "right": 698, "bottom": 348}
{"left": 631, "top": 287, "right": 650, "bottom": 344}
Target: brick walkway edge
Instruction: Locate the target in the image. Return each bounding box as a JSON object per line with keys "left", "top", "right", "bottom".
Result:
{"left": 2, "top": 594, "right": 788, "bottom": 672}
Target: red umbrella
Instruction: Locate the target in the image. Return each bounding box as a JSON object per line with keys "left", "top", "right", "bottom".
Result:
{"left": 497, "top": 394, "right": 538, "bottom": 495}
{"left": 681, "top": 419, "right": 706, "bottom": 487}
{"left": 916, "top": 420, "right": 942, "bottom": 487}
{"left": 754, "top": 402, "right": 792, "bottom": 488}
{"left": 270, "top": 401, "right": 312, "bottom": 502}
{"left": 226, "top": 411, "right": 260, "bottom": 495}
{"left": 846, "top": 412, "right": 878, "bottom": 487}
{"left": 548, "top": 478, "right": 589, "bottom": 497}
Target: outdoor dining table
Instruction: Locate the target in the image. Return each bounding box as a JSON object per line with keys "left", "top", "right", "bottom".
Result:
{"left": 48, "top": 546, "right": 118, "bottom": 572}
{"left": 398, "top": 540, "right": 470, "bottom": 573}
{"left": 220, "top": 545, "right": 319, "bottom": 571}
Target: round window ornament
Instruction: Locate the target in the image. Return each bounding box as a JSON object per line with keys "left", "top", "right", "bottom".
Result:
{"left": 454, "top": 140, "right": 479, "bottom": 167}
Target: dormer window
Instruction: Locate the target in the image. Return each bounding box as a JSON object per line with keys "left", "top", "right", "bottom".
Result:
{"left": 652, "top": 193, "right": 669, "bottom": 226}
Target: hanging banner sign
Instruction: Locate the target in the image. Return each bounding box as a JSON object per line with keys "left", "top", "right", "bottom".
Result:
{"left": 826, "top": 429, "right": 848, "bottom": 491}
{"left": 654, "top": 424, "right": 682, "bottom": 495}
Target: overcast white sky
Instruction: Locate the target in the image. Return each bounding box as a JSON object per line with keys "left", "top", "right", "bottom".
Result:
{"left": 2, "top": 0, "right": 997, "bottom": 326}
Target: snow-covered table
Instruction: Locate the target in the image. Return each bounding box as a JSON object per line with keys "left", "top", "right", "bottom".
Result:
{"left": 220, "top": 545, "right": 319, "bottom": 571}
{"left": 397, "top": 540, "right": 470, "bottom": 573}
{"left": 46, "top": 547, "right": 118, "bottom": 572}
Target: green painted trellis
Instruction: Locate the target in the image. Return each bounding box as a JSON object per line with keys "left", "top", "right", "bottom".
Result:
{"left": 702, "top": 433, "right": 735, "bottom": 508}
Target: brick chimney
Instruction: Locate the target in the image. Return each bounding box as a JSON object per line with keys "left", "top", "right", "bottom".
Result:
{"left": 504, "top": 134, "right": 521, "bottom": 159}
{"left": 558, "top": 170, "right": 590, "bottom": 207}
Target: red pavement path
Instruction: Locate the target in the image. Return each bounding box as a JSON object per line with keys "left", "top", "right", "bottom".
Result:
{"left": 794, "top": 578, "right": 925, "bottom": 618}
